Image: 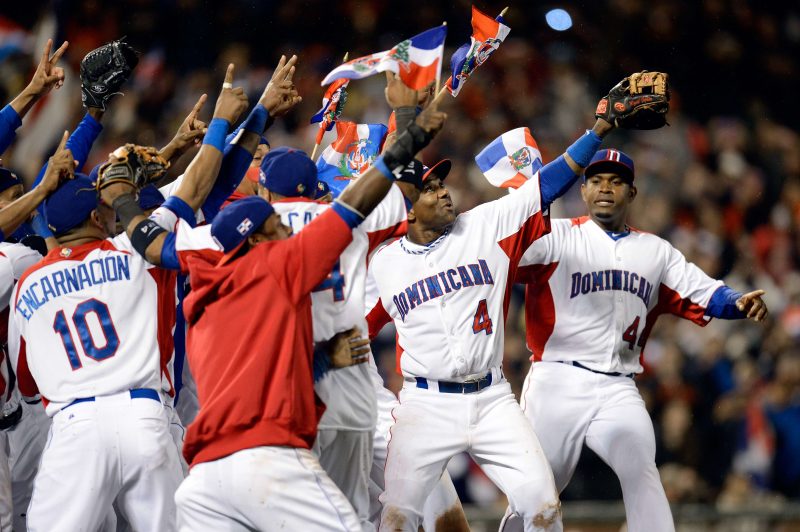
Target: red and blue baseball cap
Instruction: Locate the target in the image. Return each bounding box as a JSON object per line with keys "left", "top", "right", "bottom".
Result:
{"left": 584, "top": 149, "right": 635, "bottom": 184}
{"left": 211, "top": 196, "right": 275, "bottom": 264}
{"left": 259, "top": 146, "right": 317, "bottom": 199}
{"left": 0, "top": 168, "right": 22, "bottom": 194}
{"left": 43, "top": 174, "right": 99, "bottom": 235}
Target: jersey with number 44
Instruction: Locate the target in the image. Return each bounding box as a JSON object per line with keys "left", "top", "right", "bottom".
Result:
{"left": 369, "top": 176, "right": 548, "bottom": 381}
{"left": 9, "top": 207, "right": 181, "bottom": 416}
{"left": 517, "top": 216, "right": 723, "bottom": 375}
{"left": 273, "top": 186, "right": 407, "bottom": 430}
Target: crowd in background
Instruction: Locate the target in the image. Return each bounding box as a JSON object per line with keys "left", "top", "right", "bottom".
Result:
{"left": 1, "top": 0, "right": 798, "bottom": 516}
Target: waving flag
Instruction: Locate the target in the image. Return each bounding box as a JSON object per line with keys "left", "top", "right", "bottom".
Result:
{"left": 321, "top": 25, "right": 447, "bottom": 90}
{"left": 316, "top": 121, "right": 389, "bottom": 197}
{"left": 475, "top": 127, "right": 542, "bottom": 189}
{"left": 310, "top": 78, "right": 349, "bottom": 145}
{"left": 446, "top": 6, "right": 510, "bottom": 97}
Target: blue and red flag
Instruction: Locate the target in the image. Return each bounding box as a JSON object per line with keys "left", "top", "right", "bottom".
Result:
{"left": 321, "top": 25, "right": 447, "bottom": 90}
{"left": 446, "top": 6, "right": 510, "bottom": 97}
{"left": 475, "top": 127, "right": 542, "bottom": 189}
{"left": 310, "top": 78, "right": 349, "bottom": 145}
{"left": 316, "top": 121, "right": 388, "bottom": 197}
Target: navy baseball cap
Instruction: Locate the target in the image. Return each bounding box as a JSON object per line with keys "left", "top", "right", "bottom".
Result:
{"left": 396, "top": 159, "right": 425, "bottom": 190}
{"left": 423, "top": 159, "right": 451, "bottom": 182}
{"left": 584, "top": 149, "right": 635, "bottom": 184}
{"left": 0, "top": 168, "right": 22, "bottom": 194}
{"left": 258, "top": 147, "right": 317, "bottom": 199}
{"left": 314, "top": 180, "right": 331, "bottom": 200}
{"left": 138, "top": 184, "right": 165, "bottom": 210}
{"left": 211, "top": 196, "right": 275, "bottom": 264}
{"left": 43, "top": 174, "right": 98, "bottom": 235}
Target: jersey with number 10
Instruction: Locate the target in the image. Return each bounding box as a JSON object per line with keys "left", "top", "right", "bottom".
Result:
{"left": 368, "top": 176, "right": 548, "bottom": 381}
{"left": 272, "top": 186, "right": 407, "bottom": 430}
{"left": 9, "top": 208, "right": 181, "bottom": 416}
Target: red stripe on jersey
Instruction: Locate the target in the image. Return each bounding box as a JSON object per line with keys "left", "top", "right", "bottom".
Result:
{"left": 148, "top": 269, "right": 178, "bottom": 397}
{"left": 366, "top": 298, "right": 393, "bottom": 340}
{"left": 498, "top": 206, "right": 549, "bottom": 319}
{"left": 571, "top": 216, "right": 590, "bottom": 226}
{"left": 14, "top": 239, "right": 129, "bottom": 306}
{"left": 518, "top": 262, "right": 559, "bottom": 361}
{"left": 15, "top": 337, "right": 39, "bottom": 398}
{"left": 394, "top": 332, "right": 404, "bottom": 375}
{"left": 638, "top": 283, "right": 710, "bottom": 365}
{"left": 367, "top": 222, "right": 407, "bottom": 255}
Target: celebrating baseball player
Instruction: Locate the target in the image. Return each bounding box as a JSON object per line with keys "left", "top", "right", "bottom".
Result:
{"left": 491, "top": 73, "right": 767, "bottom": 532}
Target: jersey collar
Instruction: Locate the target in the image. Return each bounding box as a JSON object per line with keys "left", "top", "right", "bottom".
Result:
{"left": 399, "top": 228, "right": 450, "bottom": 255}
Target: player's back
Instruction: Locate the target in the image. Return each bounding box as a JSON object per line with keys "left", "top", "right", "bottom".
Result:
{"left": 10, "top": 236, "right": 175, "bottom": 415}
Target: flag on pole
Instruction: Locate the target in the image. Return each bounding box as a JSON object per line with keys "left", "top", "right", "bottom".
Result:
{"left": 310, "top": 78, "right": 349, "bottom": 145}
{"left": 445, "top": 6, "right": 510, "bottom": 97}
{"left": 316, "top": 121, "right": 389, "bottom": 197}
{"left": 475, "top": 127, "right": 542, "bottom": 189}
{"left": 321, "top": 25, "right": 447, "bottom": 90}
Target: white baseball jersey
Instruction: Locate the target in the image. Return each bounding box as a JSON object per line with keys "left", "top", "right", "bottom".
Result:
{"left": 8, "top": 208, "right": 183, "bottom": 416}
{"left": 517, "top": 216, "right": 723, "bottom": 374}
{"left": 273, "top": 186, "right": 407, "bottom": 430}
{"left": 368, "top": 176, "right": 548, "bottom": 381}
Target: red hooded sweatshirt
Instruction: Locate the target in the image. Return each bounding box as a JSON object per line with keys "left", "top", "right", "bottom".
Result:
{"left": 181, "top": 209, "right": 352, "bottom": 467}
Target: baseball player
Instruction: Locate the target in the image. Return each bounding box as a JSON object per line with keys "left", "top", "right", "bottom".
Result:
{"left": 7, "top": 68, "right": 248, "bottom": 531}
{"left": 260, "top": 145, "right": 408, "bottom": 531}
{"left": 101, "top": 99, "right": 446, "bottom": 531}
{"left": 366, "top": 106, "right": 621, "bottom": 530}
{"left": 499, "top": 149, "right": 767, "bottom": 532}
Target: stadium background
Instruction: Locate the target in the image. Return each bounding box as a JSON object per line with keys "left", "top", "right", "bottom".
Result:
{"left": 1, "top": 0, "right": 799, "bottom": 529}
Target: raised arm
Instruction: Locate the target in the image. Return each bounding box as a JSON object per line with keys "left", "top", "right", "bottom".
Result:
{"left": 1, "top": 39, "right": 68, "bottom": 154}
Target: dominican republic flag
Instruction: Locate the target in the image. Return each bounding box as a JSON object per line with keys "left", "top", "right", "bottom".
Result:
{"left": 316, "top": 121, "right": 389, "bottom": 197}
{"left": 321, "top": 25, "right": 447, "bottom": 90}
{"left": 310, "top": 78, "right": 349, "bottom": 144}
{"left": 475, "top": 127, "right": 542, "bottom": 189}
{"left": 446, "top": 6, "right": 510, "bottom": 97}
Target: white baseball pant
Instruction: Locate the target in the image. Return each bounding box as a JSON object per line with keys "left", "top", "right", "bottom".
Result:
{"left": 315, "top": 429, "right": 375, "bottom": 532}
{"left": 26, "top": 391, "right": 183, "bottom": 532}
{"left": 8, "top": 399, "right": 50, "bottom": 531}
{"left": 175, "top": 446, "right": 361, "bottom": 531}
{"left": 380, "top": 376, "right": 561, "bottom": 532}
{"left": 165, "top": 402, "right": 189, "bottom": 476}
{"left": 370, "top": 384, "right": 468, "bottom": 531}
{"left": 501, "top": 362, "right": 674, "bottom": 532}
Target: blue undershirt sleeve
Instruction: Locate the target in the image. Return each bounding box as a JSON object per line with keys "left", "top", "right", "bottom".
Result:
{"left": 705, "top": 285, "right": 746, "bottom": 319}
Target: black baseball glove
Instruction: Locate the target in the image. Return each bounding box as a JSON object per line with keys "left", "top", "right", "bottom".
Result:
{"left": 80, "top": 39, "right": 139, "bottom": 110}
{"left": 595, "top": 71, "right": 670, "bottom": 130}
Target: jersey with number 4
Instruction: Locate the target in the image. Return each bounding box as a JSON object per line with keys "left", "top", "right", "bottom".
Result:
{"left": 368, "top": 176, "right": 548, "bottom": 381}
{"left": 9, "top": 208, "right": 181, "bottom": 416}
{"left": 517, "top": 216, "right": 723, "bottom": 375}
{"left": 273, "top": 186, "right": 407, "bottom": 430}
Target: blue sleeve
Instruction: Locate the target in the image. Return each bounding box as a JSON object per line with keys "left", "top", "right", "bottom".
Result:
{"left": 705, "top": 286, "right": 746, "bottom": 319}
{"left": 539, "top": 155, "right": 579, "bottom": 207}
{"left": 0, "top": 229, "right": 5, "bottom": 243}
{"left": 200, "top": 142, "right": 253, "bottom": 222}
{"left": 331, "top": 201, "right": 364, "bottom": 228}
{"left": 33, "top": 113, "right": 103, "bottom": 186}
{"left": 162, "top": 196, "right": 196, "bottom": 227}
{"left": 0, "top": 105, "right": 22, "bottom": 155}
{"left": 312, "top": 343, "right": 332, "bottom": 383}
{"left": 159, "top": 232, "right": 180, "bottom": 270}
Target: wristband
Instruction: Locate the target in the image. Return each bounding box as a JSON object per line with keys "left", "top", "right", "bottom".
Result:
{"left": 393, "top": 106, "right": 418, "bottom": 133}
{"left": 130, "top": 218, "right": 167, "bottom": 259}
{"left": 112, "top": 193, "right": 145, "bottom": 229}
{"left": 381, "top": 123, "right": 433, "bottom": 176}
{"left": 241, "top": 104, "right": 269, "bottom": 135}
{"left": 373, "top": 156, "right": 395, "bottom": 181}
{"left": 203, "top": 118, "right": 230, "bottom": 153}
{"left": 566, "top": 129, "right": 603, "bottom": 168}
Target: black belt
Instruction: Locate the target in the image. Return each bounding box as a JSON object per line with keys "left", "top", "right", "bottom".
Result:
{"left": 415, "top": 372, "right": 493, "bottom": 394}
{"left": 557, "top": 360, "right": 635, "bottom": 379}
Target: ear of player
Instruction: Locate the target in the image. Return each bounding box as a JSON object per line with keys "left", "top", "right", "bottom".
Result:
{"left": 595, "top": 70, "right": 670, "bottom": 130}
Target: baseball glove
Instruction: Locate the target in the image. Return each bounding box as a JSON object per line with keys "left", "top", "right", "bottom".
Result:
{"left": 595, "top": 71, "right": 670, "bottom": 130}
{"left": 80, "top": 39, "right": 139, "bottom": 110}
{"left": 96, "top": 144, "right": 170, "bottom": 191}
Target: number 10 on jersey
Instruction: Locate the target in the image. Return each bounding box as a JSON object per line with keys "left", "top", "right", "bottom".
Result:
{"left": 53, "top": 298, "right": 120, "bottom": 370}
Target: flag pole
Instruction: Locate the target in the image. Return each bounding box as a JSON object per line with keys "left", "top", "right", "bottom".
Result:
{"left": 312, "top": 52, "right": 350, "bottom": 160}
{"left": 432, "top": 22, "right": 447, "bottom": 107}
{"left": 500, "top": 6, "right": 509, "bottom": 17}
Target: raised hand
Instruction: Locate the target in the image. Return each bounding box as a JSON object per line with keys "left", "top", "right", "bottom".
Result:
{"left": 414, "top": 98, "right": 447, "bottom": 136}
{"left": 38, "top": 131, "right": 75, "bottom": 195}
{"left": 213, "top": 64, "right": 249, "bottom": 123}
{"left": 385, "top": 71, "right": 418, "bottom": 109}
{"left": 160, "top": 94, "right": 209, "bottom": 162}
{"left": 736, "top": 289, "right": 768, "bottom": 323}
{"left": 260, "top": 55, "right": 302, "bottom": 117}
{"left": 28, "top": 39, "right": 68, "bottom": 97}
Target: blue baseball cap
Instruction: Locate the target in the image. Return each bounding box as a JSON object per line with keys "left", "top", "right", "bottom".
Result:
{"left": 43, "top": 174, "right": 99, "bottom": 235}
{"left": 314, "top": 180, "right": 331, "bottom": 200}
{"left": 211, "top": 196, "right": 275, "bottom": 264}
{"left": 0, "top": 168, "right": 22, "bottom": 194}
{"left": 138, "top": 185, "right": 165, "bottom": 210}
{"left": 584, "top": 149, "right": 635, "bottom": 183}
{"left": 259, "top": 147, "right": 317, "bottom": 199}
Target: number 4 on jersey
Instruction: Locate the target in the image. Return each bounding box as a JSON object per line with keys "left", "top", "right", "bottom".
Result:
{"left": 622, "top": 316, "right": 647, "bottom": 350}
{"left": 472, "top": 299, "right": 493, "bottom": 335}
